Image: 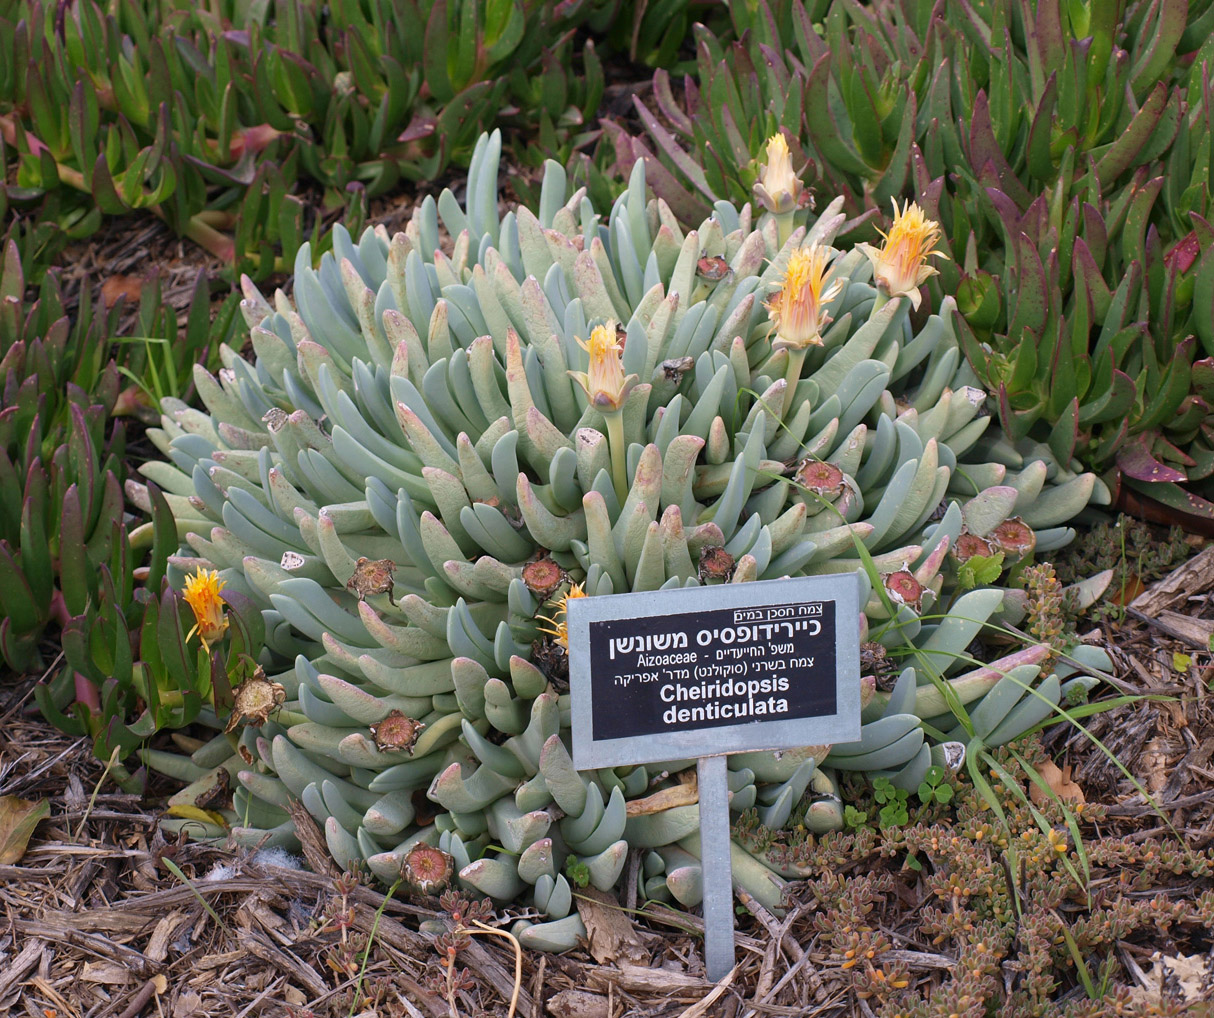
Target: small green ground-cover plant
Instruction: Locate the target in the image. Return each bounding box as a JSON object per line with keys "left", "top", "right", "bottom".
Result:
{"left": 736, "top": 741, "right": 1214, "bottom": 1016}
{"left": 612, "top": 0, "right": 1214, "bottom": 524}
{"left": 120, "top": 131, "right": 1120, "bottom": 949}
{"left": 0, "top": 0, "right": 719, "bottom": 282}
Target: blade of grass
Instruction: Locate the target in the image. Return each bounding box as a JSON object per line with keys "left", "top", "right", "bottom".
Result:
{"left": 161, "top": 855, "right": 234, "bottom": 934}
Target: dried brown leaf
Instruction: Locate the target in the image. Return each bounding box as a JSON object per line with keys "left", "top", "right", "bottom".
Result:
{"left": 574, "top": 887, "right": 647, "bottom": 965}
{"left": 100, "top": 274, "right": 147, "bottom": 308}
{"left": 1028, "top": 760, "right": 1085, "bottom": 806}
{"left": 625, "top": 778, "right": 698, "bottom": 817}
{"left": 546, "top": 989, "right": 610, "bottom": 1018}
{"left": 0, "top": 795, "right": 50, "bottom": 864}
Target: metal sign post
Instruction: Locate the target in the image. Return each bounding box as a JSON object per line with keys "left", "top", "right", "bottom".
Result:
{"left": 696, "top": 754, "right": 734, "bottom": 980}
{"left": 566, "top": 575, "right": 861, "bottom": 982}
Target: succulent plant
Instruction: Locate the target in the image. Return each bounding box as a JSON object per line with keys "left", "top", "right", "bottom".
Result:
{"left": 137, "top": 131, "right": 1111, "bottom": 949}
{"left": 0, "top": 0, "right": 717, "bottom": 279}
{"left": 611, "top": 0, "right": 1214, "bottom": 526}
{"left": 0, "top": 238, "right": 127, "bottom": 670}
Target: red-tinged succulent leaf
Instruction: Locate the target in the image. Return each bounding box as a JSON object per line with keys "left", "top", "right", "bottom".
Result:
{"left": 59, "top": 484, "right": 88, "bottom": 618}
{"left": 957, "top": 270, "right": 1001, "bottom": 331}
{"left": 1118, "top": 478, "right": 1214, "bottom": 534}
{"left": 984, "top": 187, "right": 1024, "bottom": 249}
{"left": 1072, "top": 238, "right": 1111, "bottom": 320}
{"left": 652, "top": 68, "right": 693, "bottom": 137}
{"left": 1025, "top": 72, "right": 1058, "bottom": 181}
{"left": 629, "top": 95, "right": 714, "bottom": 199}
{"left": 1116, "top": 433, "right": 1187, "bottom": 484}
{"left": 1164, "top": 230, "right": 1202, "bottom": 274}
{"left": 1130, "top": 0, "right": 1188, "bottom": 96}
{"left": 1190, "top": 212, "right": 1214, "bottom": 250}
{"left": 1094, "top": 83, "right": 1168, "bottom": 186}
{"left": 1032, "top": 0, "right": 1066, "bottom": 79}
{"left": 804, "top": 53, "right": 871, "bottom": 177}
{"left": 1048, "top": 398, "right": 1079, "bottom": 466}
{"left": 90, "top": 152, "right": 131, "bottom": 215}
{"left": 1192, "top": 358, "right": 1214, "bottom": 403}
{"left": 1188, "top": 443, "right": 1214, "bottom": 482}
{"left": 967, "top": 92, "right": 1032, "bottom": 209}
{"left": 1134, "top": 336, "right": 1195, "bottom": 433}
{"left": 1172, "top": 395, "right": 1211, "bottom": 435}
{"left": 1195, "top": 244, "right": 1214, "bottom": 356}
{"left": 997, "top": 383, "right": 1040, "bottom": 441}
{"left": 1080, "top": 368, "right": 1136, "bottom": 425}
{"left": 1151, "top": 435, "right": 1197, "bottom": 467}
{"left": 1008, "top": 232, "right": 1048, "bottom": 338}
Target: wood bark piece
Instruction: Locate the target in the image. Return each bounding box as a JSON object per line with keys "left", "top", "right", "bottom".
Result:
{"left": 587, "top": 961, "right": 712, "bottom": 995}
{"left": 1130, "top": 544, "right": 1214, "bottom": 614}
{"left": 12, "top": 917, "right": 155, "bottom": 976}
{"left": 236, "top": 926, "right": 328, "bottom": 998}
{"left": 546, "top": 989, "right": 610, "bottom": 1018}
{"left": 0, "top": 938, "right": 44, "bottom": 1001}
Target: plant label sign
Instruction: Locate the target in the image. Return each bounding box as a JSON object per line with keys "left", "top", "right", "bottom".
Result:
{"left": 566, "top": 575, "right": 861, "bottom": 769}
{"left": 566, "top": 575, "right": 861, "bottom": 983}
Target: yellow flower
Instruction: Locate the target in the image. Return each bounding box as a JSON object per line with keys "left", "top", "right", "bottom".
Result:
{"left": 568, "top": 322, "right": 638, "bottom": 413}
{"left": 857, "top": 200, "right": 948, "bottom": 310}
{"left": 765, "top": 244, "right": 843, "bottom": 351}
{"left": 183, "top": 568, "right": 229, "bottom": 652}
{"left": 537, "top": 583, "right": 587, "bottom": 650}
{"left": 753, "top": 133, "right": 803, "bottom": 216}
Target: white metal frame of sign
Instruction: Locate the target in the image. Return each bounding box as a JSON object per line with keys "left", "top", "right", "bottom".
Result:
{"left": 567, "top": 574, "right": 862, "bottom": 981}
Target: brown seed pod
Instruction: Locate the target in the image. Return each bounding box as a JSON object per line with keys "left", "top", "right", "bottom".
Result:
{"left": 795, "top": 459, "right": 845, "bottom": 497}
{"left": 987, "top": 517, "right": 1036, "bottom": 560}
{"left": 661, "top": 356, "right": 695, "bottom": 382}
{"left": 860, "top": 641, "right": 896, "bottom": 690}
{"left": 225, "top": 667, "right": 287, "bottom": 733}
{"left": 522, "top": 557, "right": 566, "bottom": 599}
{"left": 402, "top": 843, "right": 454, "bottom": 894}
{"left": 346, "top": 557, "right": 397, "bottom": 604}
{"left": 696, "top": 255, "right": 731, "bottom": 281}
{"left": 883, "top": 570, "right": 925, "bottom": 611}
{"left": 369, "top": 710, "right": 426, "bottom": 754}
{"left": 698, "top": 545, "right": 736, "bottom": 582}
{"left": 952, "top": 531, "right": 994, "bottom": 562}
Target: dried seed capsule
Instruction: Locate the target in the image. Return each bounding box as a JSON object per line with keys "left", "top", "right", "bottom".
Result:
{"left": 951, "top": 532, "right": 994, "bottom": 562}
{"left": 795, "top": 459, "right": 845, "bottom": 497}
{"left": 403, "top": 843, "right": 454, "bottom": 894}
{"left": 987, "top": 517, "right": 1036, "bottom": 560}
{"left": 225, "top": 667, "right": 286, "bottom": 733}
{"left": 883, "top": 570, "right": 925, "bottom": 611}
{"left": 523, "top": 557, "right": 566, "bottom": 599}
{"left": 370, "top": 710, "right": 426, "bottom": 754}
{"left": 347, "top": 557, "right": 397, "bottom": 603}
{"left": 698, "top": 545, "right": 736, "bottom": 582}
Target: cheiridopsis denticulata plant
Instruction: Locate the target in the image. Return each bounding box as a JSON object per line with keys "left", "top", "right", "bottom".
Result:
{"left": 131, "top": 131, "right": 1114, "bottom": 951}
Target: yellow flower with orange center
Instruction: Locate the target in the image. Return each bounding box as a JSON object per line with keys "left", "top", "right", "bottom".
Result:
{"left": 537, "top": 583, "right": 587, "bottom": 650}
{"left": 183, "top": 568, "right": 229, "bottom": 652}
{"left": 765, "top": 244, "right": 843, "bottom": 351}
{"left": 753, "top": 133, "right": 803, "bottom": 216}
{"left": 857, "top": 200, "right": 948, "bottom": 310}
{"left": 568, "top": 322, "right": 638, "bottom": 413}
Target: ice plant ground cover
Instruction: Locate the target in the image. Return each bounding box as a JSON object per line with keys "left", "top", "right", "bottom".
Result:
{"left": 116, "top": 131, "right": 1121, "bottom": 953}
